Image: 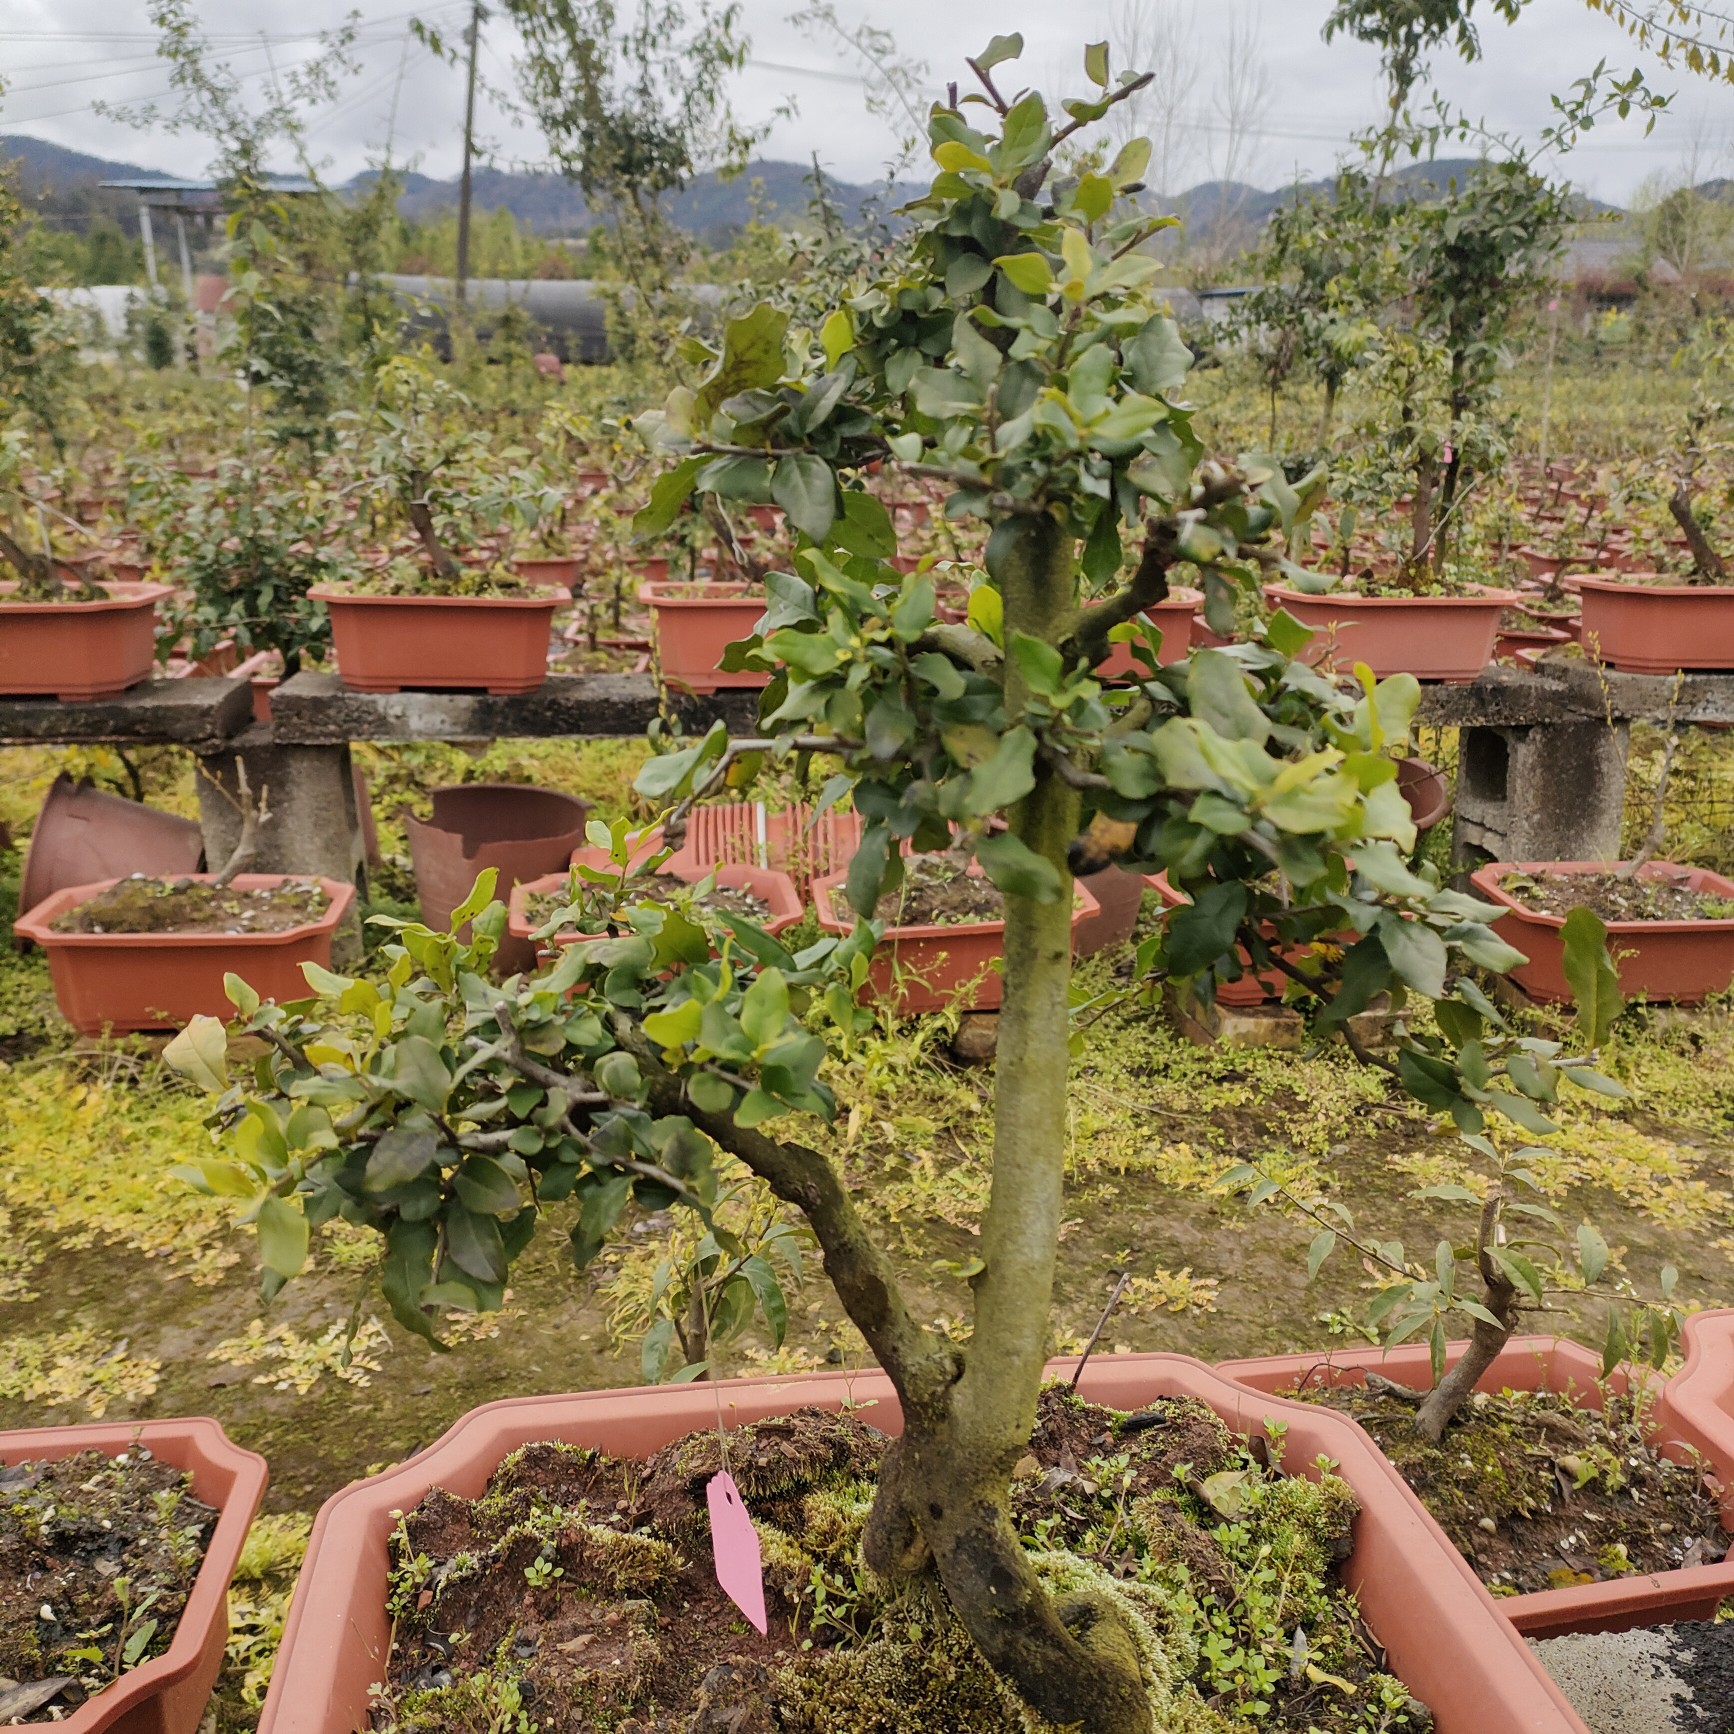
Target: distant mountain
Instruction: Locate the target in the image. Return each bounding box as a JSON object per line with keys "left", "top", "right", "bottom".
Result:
{"left": 1, "top": 134, "right": 176, "bottom": 193}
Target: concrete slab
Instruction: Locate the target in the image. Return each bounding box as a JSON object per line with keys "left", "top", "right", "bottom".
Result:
{"left": 1534, "top": 1619, "right": 1734, "bottom": 1733}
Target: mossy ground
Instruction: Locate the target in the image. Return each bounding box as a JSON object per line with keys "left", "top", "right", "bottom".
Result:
{"left": 2, "top": 735, "right": 1734, "bottom": 1727}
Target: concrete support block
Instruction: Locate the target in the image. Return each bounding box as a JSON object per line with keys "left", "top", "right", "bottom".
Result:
{"left": 1167, "top": 991, "right": 1395, "bottom": 1050}
{"left": 1452, "top": 720, "right": 1629, "bottom": 869}
{"left": 196, "top": 735, "right": 367, "bottom": 890}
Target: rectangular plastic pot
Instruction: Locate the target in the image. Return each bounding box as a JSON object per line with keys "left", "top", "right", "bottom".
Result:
{"left": 0, "top": 582, "right": 174, "bottom": 700}
{"left": 309, "top": 587, "right": 561, "bottom": 694}
{"left": 640, "top": 580, "right": 769, "bottom": 693}
{"left": 1216, "top": 1336, "right": 1734, "bottom": 1637}
{"left": 1572, "top": 574, "right": 1734, "bottom": 672}
{"left": 257, "top": 1355, "right": 1585, "bottom": 1734}
{"left": 0, "top": 1417, "right": 267, "bottom": 1734}
{"left": 811, "top": 868, "right": 1100, "bottom": 1014}
{"left": 12, "top": 873, "right": 356, "bottom": 1033}
{"left": 1264, "top": 582, "right": 1518, "bottom": 682}
{"left": 1469, "top": 860, "right": 1734, "bottom": 1005}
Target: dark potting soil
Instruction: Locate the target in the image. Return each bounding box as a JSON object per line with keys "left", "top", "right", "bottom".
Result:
{"left": 0, "top": 1449, "right": 215, "bottom": 1721}
{"left": 1498, "top": 869, "right": 1734, "bottom": 924}
{"left": 526, "top": 875, "right": 772, "bottom": 930}
{"left": 1297, "top": 1383, "right": 1728, "bottom": 1596}
{"left": 873, "top": 856, "right": 1004, "bottom": 927}
{"left": 374, "top": 1387, "right": 1431, "bottom": 1734}
{"left": 51, "top": 876, "right": 331, "bottom": 936}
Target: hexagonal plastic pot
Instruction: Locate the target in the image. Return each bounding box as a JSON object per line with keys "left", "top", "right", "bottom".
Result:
{"left": 0, "top": 581, "right": 174, "bottom": 700}
{"left": 12, "top": 873, "right": 356, "bottom": 1034}
{"left": 254, "top": 1356, "right": 1585, "bottom": 1734}
{"left": 0, "top": 1417, "right": 267, "bottom": 1734}
{"left": 1264, "top": 582, "right": 1517, "bottom": 682}
{"left": 1571, "top": 573, "right": 1734, "bottom": 673}
{"left": 508, "top": 860, "right": 804, "bottom": 960}
{"left": 1216, "top": 1335, "right": 1734, "bottom": 1637}
{"left": 1469, "top": 860, "right": 1734, "bottom": 1005}
{"left": 811, "top": 867, "right": 1101, "bottom": 1014}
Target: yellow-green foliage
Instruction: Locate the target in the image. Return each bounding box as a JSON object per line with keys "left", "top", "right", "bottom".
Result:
{"left": 0, "top": 1319, "right": 161, "bottom": 1415}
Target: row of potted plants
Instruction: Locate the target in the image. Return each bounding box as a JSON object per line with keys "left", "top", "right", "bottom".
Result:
{"left": 24, "top": 1314, "right": 1734, "bottom": 1734}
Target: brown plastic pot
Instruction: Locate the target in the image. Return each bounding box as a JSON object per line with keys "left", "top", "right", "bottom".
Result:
{"left": 0, "top": 581, "right": 174, "bottom": 699}
{"left": 0, "top": 1417, "right": 267, "bottom": 1734}
{"left": 12, "top": 873, "right": 356, "bottom": 1034}
{"left": 406, "top": 784, "right": 590, "bottom": 975}
{"left": 1469, "top": 859, "right": 1734, "bottom": 1005}
{"left": 812, "top": 866, "right": 1100, "bottom": 1014}
{"left": 1264, "top": 582, "right": 1517, "bottom": 682}
{"left": 1657, "top": 1309, "right": 1734, "bottom": 1514}
{"left": 255, "top": 1356, "right": 1585, "bottom": 1734}
{"left": 507, "top": 861, "right": 804, "bottom": 959}
{"left": 18, "top": 773, "right": 204, "bottom": 937}
{"left": 509, "top": 555, "right": 583, "bottom": 590}
{"left": 1396, "top": 755, "right": 1451, "bottom": 834}
{"left": 1073, "top": 865, "right": 1145, "bottom": 956}
{"left": 640, "top": 581, "right": 769, "bottom": 692}
{"left": 1216, "top": 1336, "right": 1734, "bottom": 1638}
{"left": 1093, "top": 586, "right": 1203, "bottom": 677}
{"left": 1496, "top": 624, "right": 1572, "bottom": 662}
{"left": 1571, "top": 573, "right": 1734, "bottom": 673}
{"left": 310, "top": 587, "right": 561, "bottom": 694}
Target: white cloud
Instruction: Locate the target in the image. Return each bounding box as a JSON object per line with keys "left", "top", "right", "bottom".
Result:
{"left": 3, "top": 0, "right": 1733, "bottom": 206}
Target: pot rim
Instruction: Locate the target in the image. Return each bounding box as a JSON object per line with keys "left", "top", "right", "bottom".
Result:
{"left": 308, "top": 585, "right": 561, "bottom": 610}
{"left": 1265, "top": 580, "right": 1521, "bottom": 608}
{"left": 0, "top": 579, "right": 174, "bottom": 614}
{"left": 0, "top": 1416, "right": 267, "bottom": 1734}
{"left": 12, "top": 874, "right": 357, "bottom": 948}
{"left": 1469, "top": 860, "right": 1734, "bottom": 933}
{"left": 507, "top": 861, "right": 805, "bottom": 940}
{"left": 1568, "top": 572, "right": 1734, "bottom": 598}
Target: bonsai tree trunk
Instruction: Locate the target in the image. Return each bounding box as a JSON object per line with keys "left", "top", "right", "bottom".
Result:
{"left": 1413, "top": 1197, "right": 1521, "bottom": 1443}
{"left": 1668, "top": 483, "right": 1727, "bottom": 583}
{"left": 860, "top": 517, "right": 1156, "bottom": 1734}
{"left": 1409, "top": 454, "right": 1437, "bottom": 577}
{"left": 405, "top": 468, "right": 464, "bottom": 581}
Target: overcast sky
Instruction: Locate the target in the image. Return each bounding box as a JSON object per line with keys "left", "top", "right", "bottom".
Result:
{"left": 4, "top": 0, "right": 1734, "bottom": 206}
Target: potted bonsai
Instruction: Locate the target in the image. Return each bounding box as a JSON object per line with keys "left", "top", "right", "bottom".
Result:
{"left": 1572, "top": 321, "right": 1734, "bottom": 672}
{"left": 1215, "top": 918, "right": 1730, "bottom": 1636}
{"left": 170, "top": 45, "right": 1597, "bottom": 1733}
{"left": 0, "top": 1416, "right": 268, "bottom": 1733}
{"left": 14, "top": 771, "right": 355, "bottom": 1034}
{"left": 312, "top": 358, "right": 564, "bottom": 693}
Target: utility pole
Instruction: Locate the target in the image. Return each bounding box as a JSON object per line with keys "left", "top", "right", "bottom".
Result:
{"left": 455, "top": 0, "right": 482, "bottom": 306}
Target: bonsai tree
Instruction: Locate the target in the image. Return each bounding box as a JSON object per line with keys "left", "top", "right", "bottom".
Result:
{"left": 1224, "top": 904, "right": 1683, "bottom": 1443}
{"left": 170, "top": 42, "right": 1621, "bottom": 1733}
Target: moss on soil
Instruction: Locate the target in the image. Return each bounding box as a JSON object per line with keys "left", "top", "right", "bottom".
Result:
{"left": 1499, "top": 869, "right": 1734, "bottom": 924}
{"left": 1297, "top": 1382, "right": 1729, "bottom": 1596}
{"left": 50, "top": 877, "right": 330, "bottom": 937}
{"left": 373, "top": 1389, "right": 1426, "bottom": 1733}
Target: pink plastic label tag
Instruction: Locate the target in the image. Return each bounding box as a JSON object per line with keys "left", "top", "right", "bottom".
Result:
{"left": 707, "top": 1470, "right": 767, "bottom": 1633}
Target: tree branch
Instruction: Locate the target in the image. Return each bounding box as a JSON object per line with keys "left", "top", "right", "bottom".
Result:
{"left": 1068, "top": 523, "right": 1177, "bottom": 667}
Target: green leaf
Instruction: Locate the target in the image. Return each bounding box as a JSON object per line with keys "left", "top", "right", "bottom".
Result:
{"left": 643, "top": 998, "right": 705, "bottom": 1049}
{"left": 1124, "top": 315, "right": 1191, "bottom": 396}
{"left": 1264, "top": 608, "right": 1315, "bottom": 659}
{"left": 634, "top": 455, "right": 705, "bottom": 538}
{"left": 450, "top": 869, "right": 500, "bottom": 930}
{"left": 1084, "top": 39, "right": 1110, "bottom": 86}
{"left": 962, "top": 726, "right": 1038, "bottom": 814}
{"left": 846, "top": 823, "right": 892, "bottom": 918}
{"left": 741, "top": 968, "right": 791, "bottom": 1048}
{"left": 390, "top": 1035, "right": 452, "bottom": 1114}
{"left": 688, "top": 1070, "right": 736, "bottom": 1115}
{"left": 256, "top": 1195, "right": 309, "bottom": 1280}
{"left": 1163, "top": 881, "right": 1247, "bottom": 976}
{"left": 740, "top": 1253, "right": 791, "bottom": 1345}
{"left": 364, "top": 1122, "right": 441, "bottom": 1192}
{"left": 1379, "top": 917, "right": 1448, "bottom": 1000}
{"left": 1578, "top": 1223, "right": 1610, "bottom": 1287}
{"left": 1187, "top": 650, "right": 1270, "bottom": 744}
{"left": 1307, "top": 1229, "right": 1336, "bottom": 1281}
{"left": 830, "top": 489, "right": 896, "bottom": 558}
{"left": 771, "top": 453, "right": 838, "bottom": 543}
{"left": 694, "top": 305, "right": 790, "bottom": 425}
{"left": 164, "top": 1015, "right": 229, "bottom": 1093}
{"left": 446, "top": 1204, "right": 508, "bottom": 1284}
{"left": 455, "top": 1156, "right": 521, "bottom": 1217}
{"left": 224, "top": 973, "right": 260, "bottom": 1019}
{"left": 976, "top": 832, "right": 1063, "bottom": 903}
{"left": 976, "top": 31, "right": 1025, "bottom": 69}
{"left": 1562, "top": 906, "right": 1624, "bottom": 1048}
{"left": 994, "top": 252, "right": 1054, "bottom": 297}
